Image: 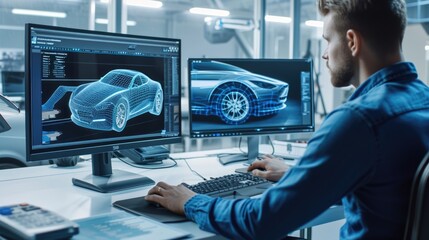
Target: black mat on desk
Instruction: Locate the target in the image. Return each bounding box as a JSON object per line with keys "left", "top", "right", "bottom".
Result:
{"left": 113, "top": 196, "right": 188, "bottom": 223}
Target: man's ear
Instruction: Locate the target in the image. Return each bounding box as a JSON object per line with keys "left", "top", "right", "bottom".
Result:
{"left": 346, "top": 29, "right": 361, "bottom": 57}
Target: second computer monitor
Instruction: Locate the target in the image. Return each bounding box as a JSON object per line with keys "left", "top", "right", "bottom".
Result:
{"left": 188, "top": 58, "right": 314, "bottom": 164}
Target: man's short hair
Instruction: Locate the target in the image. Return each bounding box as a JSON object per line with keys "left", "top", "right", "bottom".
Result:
{"left": 318, "top": 0, "right": 407, "bottom": 55}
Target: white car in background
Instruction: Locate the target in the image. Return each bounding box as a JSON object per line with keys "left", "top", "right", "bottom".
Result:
{"left": 0, "top": 95, "right": 26, "bottom": 169}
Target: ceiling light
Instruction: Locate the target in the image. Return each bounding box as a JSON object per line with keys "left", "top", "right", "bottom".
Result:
{"left": 265, "top": 15, "right": 291, "bottom": 24}
{"left": 100, "top": 0, "right": 162, "bottom": 8}
{"left": 425, "top": 45, "right": 429, "bottom": 51}
{"left": 0, "top": 25, "right": 24, "bottom": 31}
{"left": 305, "top": 20, "right": 324, "bottom": 28}
{"left": 126, "top": 20, "right": 137, "bottom": 26}
{"left": 12, "top": 9, "right": 67, "bottom": 18}
{"left": 95, "top": 18, "right": 109, "bottom": 24}
{"left": 95, "top": 18, "right": 137, "bottom": 26}
{"left": 189, "top": 7, "right": 230, "bottom": 17}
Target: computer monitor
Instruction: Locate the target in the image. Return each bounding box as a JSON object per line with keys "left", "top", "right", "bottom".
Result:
{"left": 1, "top": 71, "right": 25, "bottom": 97}
{"left": 188, "top": 58, "right": 314, "bottom": 165}
{"left": 25, "top": 24, "right": 181, "bottom": 192}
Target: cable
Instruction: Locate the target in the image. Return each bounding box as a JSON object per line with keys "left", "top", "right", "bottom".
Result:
{"left": 182, "top": 158, "right": 207, "bottom": 181}
{"left": 238, "top": 137, "right": 246, "bottom": 154}
{"left": 170, "top": 153, "right": 222, "bottom": 160}
{"left": 267, "top": 136, "right": 275, "bottom": 155}
{"left": 113, "top": 152, "right": 177, "bottom": 169}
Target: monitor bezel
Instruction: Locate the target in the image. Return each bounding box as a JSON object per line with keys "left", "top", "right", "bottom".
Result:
{"left": 187, "top": 58, "right": 314, "bottom": 139}
{"left": 25, "top": 23, "right": 182, "bottom": 162}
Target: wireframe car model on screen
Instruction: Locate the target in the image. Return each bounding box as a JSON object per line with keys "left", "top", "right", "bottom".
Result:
{"left": 190, "top": 60, "right": 289, "bottom": 124}
{"left": 69, "top": 69, "right": 163, "bottom": 132}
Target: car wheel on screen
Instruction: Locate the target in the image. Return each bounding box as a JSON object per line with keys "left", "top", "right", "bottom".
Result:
{"left": 113, "top": 99, "right": 128, "bottom": 132}
{"left": 216, "top": 86, "right": 252, "bottom": 124}
{"left": 150, "top": 88, "right": 163, "bottom": 115}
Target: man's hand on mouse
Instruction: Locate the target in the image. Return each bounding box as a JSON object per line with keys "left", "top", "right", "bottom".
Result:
{"left": 145, "top": 182, "right": 196, "bottom": 215}
{"left": 247, "top": 155, "right": 290, "bottom": 182}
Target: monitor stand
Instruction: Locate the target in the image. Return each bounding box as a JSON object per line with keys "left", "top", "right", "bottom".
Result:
{"left": 72, "top": 152, "right": 155, "bottom": 193}
{"left": 218, "top": 136, "right": 259, "bottom": 165}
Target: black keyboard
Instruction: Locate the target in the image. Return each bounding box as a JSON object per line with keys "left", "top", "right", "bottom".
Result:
{"left": 184, "top": 173, "right": 273, "bottom": 198}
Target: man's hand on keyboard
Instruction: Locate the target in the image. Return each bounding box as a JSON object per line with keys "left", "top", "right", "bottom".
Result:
{"left": 247, "top": 155, "right": 290, "bottom": 182}
{"left": 145, "top": 181, "right": 196, "bottom": 215}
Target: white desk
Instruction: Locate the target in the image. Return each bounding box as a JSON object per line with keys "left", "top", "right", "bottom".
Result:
{"left": 0, "top": 148, "right": 344, "bottom": 239}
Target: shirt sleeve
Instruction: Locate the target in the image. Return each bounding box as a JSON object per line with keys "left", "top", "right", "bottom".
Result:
{"left": 184, "top": 108, "right": 378, "bottom": 240}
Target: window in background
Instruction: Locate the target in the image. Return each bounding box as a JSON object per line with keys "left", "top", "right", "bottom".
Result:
{"left": 265, "top": 0, "right": 290, "bottom": 59}
{"left": 404, "top": 0, "right": 429, "bottom": 85}
{"left": 0, "top": 0, "right": 108, "bottom": 94}
{"left": 298, "top": 0, "right": 333, "bottom": 122}
{"left": 93, "top": 0, "right": 108, "bottom": 32}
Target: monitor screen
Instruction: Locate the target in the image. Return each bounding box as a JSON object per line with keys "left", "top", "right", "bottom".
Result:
{"left": 1, "top": 71, "right": 25, "bottom": 97}
{"left": 188, "top": 58, "right": 313, "bottom": 165}
{"left": 188, "top": 58, "right": 313, "bottom": 138}
{"left": 25, "top": 24, "right": 181, "bottom": 192}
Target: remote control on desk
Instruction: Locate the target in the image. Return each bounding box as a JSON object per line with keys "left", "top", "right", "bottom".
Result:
{"left": 0, "top": 203, "right": 79, "bottom": 240}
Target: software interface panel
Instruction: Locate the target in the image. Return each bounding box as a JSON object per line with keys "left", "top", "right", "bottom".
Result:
{"left": 28, "top": 26, "right": 181, "bottom": 156}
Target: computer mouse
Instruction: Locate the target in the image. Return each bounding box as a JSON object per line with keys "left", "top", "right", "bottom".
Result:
{"left": 147, "top": 200, "right": 162, "bottom": 208}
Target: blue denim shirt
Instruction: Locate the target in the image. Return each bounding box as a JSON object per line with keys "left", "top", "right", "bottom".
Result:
{"left": 184, "top": 62, "right": 429, "bottom": 240}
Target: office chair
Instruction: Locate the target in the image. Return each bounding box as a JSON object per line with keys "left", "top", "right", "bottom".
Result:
{"left": 403, "top": 151, "right": 429, "bottom": 240}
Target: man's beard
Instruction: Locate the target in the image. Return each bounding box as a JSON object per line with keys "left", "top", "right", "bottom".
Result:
{"left": 330, "top": 52, "right": 355, "bottom": 88}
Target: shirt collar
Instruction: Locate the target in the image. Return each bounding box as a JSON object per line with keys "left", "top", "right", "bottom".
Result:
{"left": 349, "top": 62, "right": 418, "bottom": 101}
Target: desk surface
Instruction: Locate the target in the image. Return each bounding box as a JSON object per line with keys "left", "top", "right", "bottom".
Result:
{"left": 0, "top": 147, "right": 344, "bottom": 239}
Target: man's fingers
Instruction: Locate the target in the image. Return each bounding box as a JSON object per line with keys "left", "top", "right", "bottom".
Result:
{"left": 145, "top": 193, "right": 163, "bottom": 204}
{"left": 147, "top": 186, "right": 160, "bottom": 195}
{"left": 157, "top": 181, "right": 172, "bottom": 189}
{"left": 252, "top": 169, "right": 268, "bottom": 178}
{"left": 147, "top": 182, "right": 173, "bottom": 196}
{"left": 248, "top": 160, "right": 266, "bottom": 170}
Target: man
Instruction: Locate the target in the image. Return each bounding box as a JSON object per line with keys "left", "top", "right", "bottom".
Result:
{"left": 146, "top": 0, "right": 429, "bottom": 239}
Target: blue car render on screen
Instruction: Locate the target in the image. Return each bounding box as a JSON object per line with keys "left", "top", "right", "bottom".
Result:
{"left": 188, "top": 58, "right": 313, "bottom": 165}
{"left": 69, "top": 69, "right": 163, "bottom": 132}
{"left": 42, "top": 69, "right": 163, "bottom": 133}
{"left": 190, "top": 60, "right": 289, "bottom": 124}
